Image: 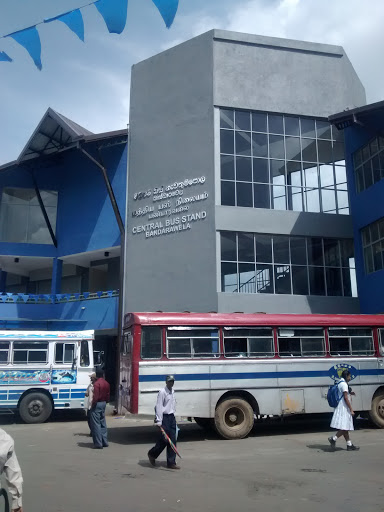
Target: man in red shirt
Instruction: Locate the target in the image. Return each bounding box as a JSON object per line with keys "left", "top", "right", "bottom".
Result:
{"left": 90, "top": 368, "right": 110, "bottom": 449}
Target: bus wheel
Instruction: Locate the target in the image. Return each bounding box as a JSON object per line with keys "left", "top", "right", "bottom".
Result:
{"left": 369, "top": 392, "right": 384, "bottom": 428}
{"left": 19, "top": 392, "right": 53, "bottom": 424}
{"left": 214, "top": 397, "right": 254, "bottom": 439}
{"left": 194, "top": 417, "right": 214, "bottom": 430}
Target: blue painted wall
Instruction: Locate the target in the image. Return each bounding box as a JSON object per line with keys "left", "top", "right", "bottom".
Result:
{"left": 0, "top": 296, "right": 118, "bottom": 330}
{"left": 343, "top": 116, "right": 384, "bottom": 313}
{"left": 0, "top": 140, "right": 127, "bottom": 329}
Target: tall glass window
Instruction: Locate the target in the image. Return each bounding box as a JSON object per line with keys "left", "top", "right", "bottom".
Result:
{"left": 353, "top": 135, "right": 384, "bottom": 193}
{"left": 220, "top": 109, "right": 348, "bottom": 214}
{"left": 220, "top": 231, "right": 357, "bottom": 297}
{"left": 361, "top": 218, "right": 384, "bottom": 274}
{"left": 0, "top": 188, "right": 58, "bottom": 244}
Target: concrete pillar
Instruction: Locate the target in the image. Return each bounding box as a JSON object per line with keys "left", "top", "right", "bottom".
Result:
{"left": 51, "top": 258, "right": 63, "bottom": 295}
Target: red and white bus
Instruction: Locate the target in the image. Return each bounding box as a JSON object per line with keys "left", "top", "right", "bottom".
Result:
{"left": 120, "top": 312, "right": 384, "bottom": 439}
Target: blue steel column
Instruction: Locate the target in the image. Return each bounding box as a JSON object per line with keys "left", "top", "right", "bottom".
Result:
{"left": 51, "top": 258, "right": 63, "bottom": 295}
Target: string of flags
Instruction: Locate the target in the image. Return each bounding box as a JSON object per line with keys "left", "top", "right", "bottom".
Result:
{"left": 0, "top": 0, "right": 179, "bottom": 70}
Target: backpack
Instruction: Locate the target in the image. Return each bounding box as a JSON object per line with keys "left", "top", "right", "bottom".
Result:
{"left": 327, "top": 381, "right": 342, "bottom": 408}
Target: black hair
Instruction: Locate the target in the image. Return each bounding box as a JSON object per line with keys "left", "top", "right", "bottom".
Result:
{"left": 96, "top": 367, "right": 104, "bottom": 379}
{"left": 341, "top": 370, "right": 351, "bottom": 380}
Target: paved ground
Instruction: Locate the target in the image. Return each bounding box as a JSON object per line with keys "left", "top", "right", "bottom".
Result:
{"left": 0, "top": 412, "right": 383, "bottom": 512}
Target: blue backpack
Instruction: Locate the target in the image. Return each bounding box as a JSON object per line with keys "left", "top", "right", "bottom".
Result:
{"left": 327, "top": 381, "right": 342, "bottom": 408}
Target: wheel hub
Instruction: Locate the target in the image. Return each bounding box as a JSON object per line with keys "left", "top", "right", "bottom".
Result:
{"left": 225, "top": 407, "right": 245, "bottom": 429}
{"left": 377, "top": 398, "right": 384, "bottom": 419}
{"left": 28, "top": 399, "right": 44, "bottom": 417}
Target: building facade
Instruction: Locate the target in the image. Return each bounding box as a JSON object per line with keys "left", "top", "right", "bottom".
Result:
{"left": 330, "top": 102, "right": 384, "bottom": 313}
{"left": 125, "top": 29, "right": 365, "bottom": 314}
{"left": 0, "top": 109, "right": 127, "bottom": 392}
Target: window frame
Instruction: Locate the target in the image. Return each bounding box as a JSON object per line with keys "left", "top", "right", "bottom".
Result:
{"left": 54, "top": 342, "right": 76, "bottom": 365}
{"left": 166, "top": 327, "right": 220, "bottom": 359}
{"left": 223, "top": 327, "right": 275, "bottom": 358}
{"left": 0, "top": 341, "right": 10, "bottom": 364}
{"left": 140, "top": 326, "right": 163, "bottom": 360}
{"left": 12, "top": 340, "right": 49, "bottom": 365}
{"left": 277, "top": 327, "right": 326, "bottom": 357}
{"left": 328, "top": 327, "right": 375, "bottom": 357}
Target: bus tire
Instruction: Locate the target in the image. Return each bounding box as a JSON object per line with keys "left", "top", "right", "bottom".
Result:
{"left": 369, "top": 392, "right": 384, "bottom": 428}
{"left": 194, "top": 417, "right": 214, "bottom": 430}
{"left": 19, "top": 392, "right": 53, "bottom": 424}
{"left": 214, "top": 397, "right": 254, "bottom": 440}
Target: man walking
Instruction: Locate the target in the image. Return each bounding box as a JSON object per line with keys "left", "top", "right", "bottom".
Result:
{"left": 85, "top": 372, "right": 96, "bottom": 436}
{"left": 90, "top": 368, "right": 110, "bottom": 449}
{"left": 328, "top": 369, "right": 360, "bottom": 451}
{"left": 148, "top": 375, "right": 180, "bottom": 470}
{"left": 0, "top": 428, "right": 23, "bottom": 511}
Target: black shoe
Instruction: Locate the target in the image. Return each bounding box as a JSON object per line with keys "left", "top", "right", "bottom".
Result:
{"left": 328, "top": 437, "right": 336, "bottom": 450}
{"left": 148, "top": 453, "right": 156, "bottom": 467}
{"left": 347, "top": 444, "right": 360, "bottom": 451}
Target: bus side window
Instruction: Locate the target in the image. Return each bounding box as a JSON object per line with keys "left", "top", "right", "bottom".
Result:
{"left": 0, "top": 341, "right": 9, "bottom": 363}
{"left": 142, "top": 327, "right": 162, "bottom": 359}
{"left": 13, "top": 341, "right": 48, "bottom": 364}
{"left": 55, "top": 343, "right": 76, "bottom": 364}
{"left": 80, "top": 340, "right": 90, "bottom": 367}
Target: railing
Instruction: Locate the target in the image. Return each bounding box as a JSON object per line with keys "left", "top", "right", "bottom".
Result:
{"left": 0, "top": 290, "right": 119, "bottom": 304}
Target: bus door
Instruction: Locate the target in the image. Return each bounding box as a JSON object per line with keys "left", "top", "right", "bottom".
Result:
{"left": 378, "top": 329, "right": 384, "bottom": 384}
{"left": 121, "top": 330, "right": 133, "bottom": 411}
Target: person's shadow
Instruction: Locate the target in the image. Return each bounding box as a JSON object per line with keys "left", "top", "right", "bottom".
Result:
{"left": 77, "top": 441, "right": 94, "bottom": 449}
{"left": 137, "top": 459, "right": 175, "bottom": 470}
{"left": 307, "top": 444, "right": 344, "bottom": 452}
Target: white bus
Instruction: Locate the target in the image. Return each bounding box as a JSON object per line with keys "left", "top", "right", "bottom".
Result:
{"left": 0, "top": 330, "right": 95, "bottom": 423}
{"left": 121, "top": 312, "right": 384, "bottom": 439}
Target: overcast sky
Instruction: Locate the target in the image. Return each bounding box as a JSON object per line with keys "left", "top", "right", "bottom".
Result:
{"left": 0, "top": 0, "right": 383, "bottom": 164}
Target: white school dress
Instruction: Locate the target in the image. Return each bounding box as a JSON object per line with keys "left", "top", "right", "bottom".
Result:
{"left": 330, "top": 378, "right": 354, "bottom": 431}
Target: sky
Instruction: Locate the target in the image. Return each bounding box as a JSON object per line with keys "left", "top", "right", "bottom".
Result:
{"left": 0, "top": 0, "right": 383, "bottom": 165}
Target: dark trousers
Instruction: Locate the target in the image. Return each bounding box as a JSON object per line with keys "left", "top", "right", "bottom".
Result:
{"left": 148, "top": 414, "right": 176, "bottom": 466}
{"left": 90, "top": 401, "right": 108, "bottom": 448}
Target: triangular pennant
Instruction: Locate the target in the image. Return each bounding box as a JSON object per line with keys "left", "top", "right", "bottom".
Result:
{"left": 44, "top": 294, "right": 52, "bottom": 302}
{"left": 107, "top": 290, "right": 114, "bottom": 297}
{"left": 0, "top": 51, "right": 12, "bottom": 62}
{"left": 7, "top": 26, "right": 42, "bottom": 70}
{"left": 152, "top": 0, "right": 179, "bottom": 28}
{"left": 21, "top": 294, "right": 29, "bottom": 303}
{"left": 44, "top": 9, "right": 85, "bottom": 42}
{"left": 95, "top": 0, "right": 128, "bottom": 34}
{"left": 0, "top": 295, "right": 8, "bottom": 303}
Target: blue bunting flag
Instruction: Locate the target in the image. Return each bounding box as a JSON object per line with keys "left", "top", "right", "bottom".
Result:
{"left": 152, "top": 0, "right": 179, "bottom": 28}
{"left": 95, "top": 0, "right": 128, "bottom": 34}
{"left": 44, "top": 9, "right": 85, "bottom": 42}
{"left": 7, "top": 26, "right": 42, "bottom": 70}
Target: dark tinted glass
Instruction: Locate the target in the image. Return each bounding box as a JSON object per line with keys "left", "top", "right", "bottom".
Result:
{"left": 142, "top": 327, "right": 162, "bottom": 359}
{"left": 235, "top": 111, "right": 251, "bottom": 131}
{"left": 309, "top": 266, "right": 325, "bottom": 295}
{"left": 220, "top": 109, "right": 234, "bottom": 129}
{"left": 238, "top": 233, "right": 254, "bottom": 262}
{"left": 269, "top": 114, "right": 284, "bottom": 134}
{"left": 221, "top": 262, "right": 238, "bottom": 292}
{"left": 318, "top": 140, "right": 333, "bottom": 163}
{"left": 278, "top": 338, "right": 301, "bottom": 356}
{"left": 273, "top": 236, "right": 290, "bottom": 263}
{"left": 221, "top": 181, "right": 236, "bottom": 206}
{"left": 239, "top": 263, "right": 255, "bottom": 293}
{"left": 221, "top": 130, "right": 234, "bottom": 154}
{"left": 221, "top": 232, "right": 237, "bottom": 261}
{"left": 252, "top": 133, "right": 268, "bottom": 157}
{"left": 253, "top": 158, "right": 269, "bottom": 183}
{"left": 323, "top": 239, "right": 340, "bottom": 267}
{"left": 256, "top": 264, "right": 274, "bottom": 293}
{"left": 274, "top": 265, "right": 291, "bottom": 294}
{"left": 290, "top": 238, "right": 307, "bottom": 265}
{"left": 256, "top": 235, "right": 272, "bottom": 262}
{"left": 221, "top": 155, "right": 235, "bottom": 180}
{"left": 326, "top": 267, "right": 342, "bottom": 296}
{"left": 301, "top": 118, "right": 316, "bottom": 137}
{"left": 254, "top": 184, "right": 270, "bottom": 208}
{"left": 269, "top": 135, "right": 285, "bottom": 159}
{"left": 285, "top": 117, "right": 300, "bottom": 136}
{"left": 237, "top": 182, "right": 253, "bottom": 207}
{"left": 252, "top": 112, "right": 267, "bottom": 132}
{"left": 235, "top": 132, "right": 251, "bottom": 156}
{"left": 307, "top": 238, "right": 324, "bottom": 266}
{"left": 285, "top": 137, "right": 301, "bottom": 161}
{"left": 301, "top": 139, "right": 317, "bottom": 162}
{"left": 236, "top": 157, "right": 252, "bottom": 181}
{"left": 316, "top": 120, "right": 332, "bottom": 139}
{"left": 292, "top": 266, "right": 309, "bottom": 295}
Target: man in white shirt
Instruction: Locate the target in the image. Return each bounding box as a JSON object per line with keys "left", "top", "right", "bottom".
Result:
{"left": 0, "top": 428, "right": 23, "bottom": 511}
{"left": 148, "top": 375, "right": 179, "bottom": 470}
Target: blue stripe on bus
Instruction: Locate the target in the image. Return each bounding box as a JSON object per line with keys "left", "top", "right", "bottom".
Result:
{"left": 139, "top": 368, "right": 384, "bottom": 382}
